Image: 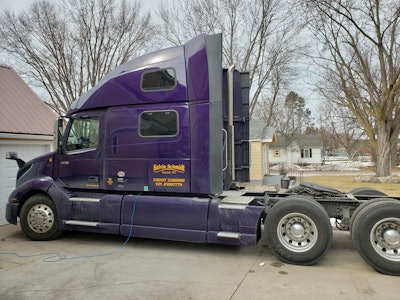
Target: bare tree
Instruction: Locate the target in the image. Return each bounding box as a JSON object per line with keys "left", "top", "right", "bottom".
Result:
{"left": 304, "top": 0, "right": 400, "bottom": 176}
{"left": 251, "top": 67, "right": 286, "bottom": 126}
{"left": 0, "top": 0, "right": 155, "bottom": 115}
{"left": 319, "top": 101, "right": 365, "bottom": 158}
{"left": 157, "top": 0, "right": 304, "bottom": 119}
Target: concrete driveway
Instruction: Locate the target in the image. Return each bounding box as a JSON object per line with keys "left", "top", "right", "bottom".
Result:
{"left": 0, "top": 224, "right": 399, "bottom": 300}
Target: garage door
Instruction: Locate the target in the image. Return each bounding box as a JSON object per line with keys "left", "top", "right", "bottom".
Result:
{"left": 0, "top": 144, "right": 51, "bottom": 225}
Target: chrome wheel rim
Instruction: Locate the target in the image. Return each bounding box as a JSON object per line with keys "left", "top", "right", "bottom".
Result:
{"left": 27, "top": 204, "right": 55, "bottom": 233}
{"left": 370, "top": 218, "right": 400, "bottom": 262}
{"left": 277, "top": 212, "right": 318, "bottom": 252}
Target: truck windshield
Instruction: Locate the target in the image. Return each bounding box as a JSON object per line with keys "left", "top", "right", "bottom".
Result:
{"left": 65, "top": 118, "right": 99, "bottom": 151}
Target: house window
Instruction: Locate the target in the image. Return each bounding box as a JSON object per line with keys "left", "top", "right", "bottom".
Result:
{"left": 141, "top": 68, "right": 176, "bottom": 91}
{"left": 301, "top": 148, "right": 312, "bottom": 158}
{"left": 139, "top": 110, "right": 179, "bottom": 137}
{"left": 274, "top": 149, "right": 280, "bottom": 157}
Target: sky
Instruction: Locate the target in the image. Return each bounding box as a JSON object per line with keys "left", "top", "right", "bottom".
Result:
{"left": 0, "top": 0, "right": 161, "bottom": 12}
{"left": 0, "top": 0, "right": 37, "bottom": 11}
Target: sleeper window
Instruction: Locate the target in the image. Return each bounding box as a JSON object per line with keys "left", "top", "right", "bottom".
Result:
{"left": 139, "top": 111, "right": 178, "bottom": 137}
{"left": 141, "top": 68, "right": 176, "bottom": 91}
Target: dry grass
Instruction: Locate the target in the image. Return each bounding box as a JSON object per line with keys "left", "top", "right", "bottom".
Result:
{"left": 301, "top": 175, "right": 400, "bottom": 197}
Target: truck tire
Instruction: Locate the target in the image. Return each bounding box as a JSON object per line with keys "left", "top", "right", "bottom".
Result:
{"left": 349, "top": 198, "right": 392, "bottom": 235}
{"left": 349, "top": 187, "right": 388, "bottom": 197}
{"left": 20, "top": 194, "right": 61, "bottom": 241}
{"left": 351, "top": 199, "right": 400, "bottom": 276}
{"left": 264, "top": 196, "right": 332, "bottom": 265}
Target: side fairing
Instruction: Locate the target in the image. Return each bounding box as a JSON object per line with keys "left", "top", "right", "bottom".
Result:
{"left": 186, "top": 34, "right": 223, "bottom": 195}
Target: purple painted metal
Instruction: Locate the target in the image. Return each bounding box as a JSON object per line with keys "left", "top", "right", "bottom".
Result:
{"left": 52, "top": 109, "right": 106, "bottom": 191}
{"left": 105, "top": 103, "right": 191, "bottom": 193}
{"left": 184, "top": 33, "right": 210, "bottom": 101}
{"left": 189, "top": 102, "right": 211, "bottom": 194}
{"left": 68, "top": 46, "right": 188, "bottom": 115}
{"left": 6, "top": 34, "right": 259, "bottom": 247}
{"left": 61, "top": 194, "right": 123, "bottom": 235}
{"left": 6, "top": 174, "right": 54, "bottom": 224}
{"left": 65, "top": 34, "right": 218, "bottom": 195}
{"left": 120, "top": 194, "right": 210, "bottom": 243}
{"left": 207, "top": 200, "right": 264, "bottom": 246}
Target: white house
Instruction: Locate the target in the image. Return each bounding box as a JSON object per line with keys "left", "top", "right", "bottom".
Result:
{"left": 0, "top": 65, "right": 55, "bottom": 225}
{"left": 269, "top": 134, "right": 323, "bottom": 165}
{"left": 250, "top": 121, "right": 323, "bottom": 184}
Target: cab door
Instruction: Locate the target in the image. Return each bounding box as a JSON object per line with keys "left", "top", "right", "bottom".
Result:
{"left": 56, "top": 111, "right": 105, "bottom": 190}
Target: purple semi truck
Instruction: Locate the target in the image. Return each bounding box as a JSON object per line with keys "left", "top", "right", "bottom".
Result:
{"left": 5, "top": 34, "right": 400, "bottom": 276}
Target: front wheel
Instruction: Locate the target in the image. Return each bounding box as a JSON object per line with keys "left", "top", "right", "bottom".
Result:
{"left": 20, "top": 194, "right": 61, "bottom": 241}
{"left": 264, "top": 196, "right": 332, "bottom": 265}
{"left": 352, "top": 199, "right": 400, "bottom": 276}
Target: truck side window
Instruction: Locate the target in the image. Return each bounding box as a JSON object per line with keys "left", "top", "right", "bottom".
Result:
{"left": 139, "top": 111, "right": 178, "bottom": 137}
{"left": 141, "top": 68, "right": 176, "bottom": 91}
{"left": 65, "top": 118, "right": 99, "bottom": 151}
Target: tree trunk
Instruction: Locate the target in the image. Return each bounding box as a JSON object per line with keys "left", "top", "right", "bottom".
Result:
{"left": 375, "top": 122, "right": 392, "bottom": 177}
{"left": 390, "top": 142, "right": 398, "bottom": 167}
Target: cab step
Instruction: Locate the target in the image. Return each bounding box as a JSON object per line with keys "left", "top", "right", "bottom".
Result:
{"left": 217, "top": 232, "right": 241, "bottom": 239}
{"left": 64, "top": 220, "right": 99, "bottom": 227}
{"left": 69, "top": 197, "right": 101, "bottom": 203}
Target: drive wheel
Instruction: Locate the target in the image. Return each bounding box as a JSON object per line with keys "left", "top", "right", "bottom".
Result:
{"left": 352, "top": 199, "right": 400, "bottom": 276}
{"left": 349, "top": 186, "right": 389, "bottom": 235}
{"left": 20, "top": 194, "right": 61, "bottom": 241}
{"left": 265, "top": 196, "right": 332, "bottom": 265}
{"left": 350, "top": 198, "right": 391, "bottom": 235}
